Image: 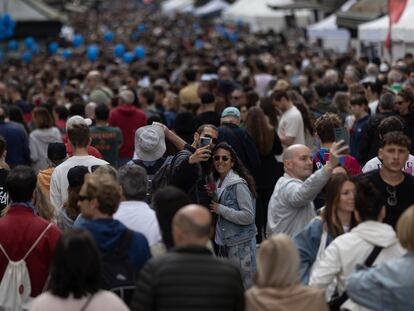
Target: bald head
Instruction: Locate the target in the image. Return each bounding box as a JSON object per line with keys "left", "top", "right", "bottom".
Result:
{"left": 172, "top": 204, "right": 212, "bottom": 246}
{"left": 283, "top": 144, "right": 310, "bottom": 162}
{"left": 282, "top": 144, "right": 313, "bottom": 181}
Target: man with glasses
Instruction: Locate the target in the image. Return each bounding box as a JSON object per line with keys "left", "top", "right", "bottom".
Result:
{"left": 168, "top": 124, "right": 219, "bottom": 208}
{"left": 361, "top": 131, "right": 414, "bottom": 229}
{"left": 77, "top": 173, "right": 151, "bottom": 302}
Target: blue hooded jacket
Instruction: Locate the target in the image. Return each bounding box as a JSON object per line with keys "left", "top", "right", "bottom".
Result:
{"left": 81, "top": 218, "right": 151, "bottom": 271}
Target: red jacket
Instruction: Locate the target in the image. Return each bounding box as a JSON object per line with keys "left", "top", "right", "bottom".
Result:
{"left": 109, "top": 105, "right": 147, "bottom": 159}
{"left": 0, "top": 206, "right": 61, "bottom": 297}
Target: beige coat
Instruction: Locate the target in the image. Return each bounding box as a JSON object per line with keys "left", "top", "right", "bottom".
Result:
{"left": 245, "top": 285, "right": 329, "bottom": 311}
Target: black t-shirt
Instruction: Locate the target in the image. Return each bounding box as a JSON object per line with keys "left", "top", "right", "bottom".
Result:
{"left": 360, "top": 170, "right": 414, "bottom": 229}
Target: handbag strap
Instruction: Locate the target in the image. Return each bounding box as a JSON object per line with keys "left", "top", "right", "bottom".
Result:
{"left": 364, "top": 245, "right": 383, "bottom": 267}
{"left": 331, "top": 245, "right": 383, "bottom": 308}
{"left": 80, "top": 294, "right": 94, "bottom": 311}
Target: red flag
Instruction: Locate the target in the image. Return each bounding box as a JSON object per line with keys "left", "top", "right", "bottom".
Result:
{"left": 385, "top": 0, "right": 408, "bottom": 49}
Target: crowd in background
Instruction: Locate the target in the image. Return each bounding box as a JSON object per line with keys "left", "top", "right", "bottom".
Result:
{"left": 0, "top": 1, "right": 414, "bottom": 310}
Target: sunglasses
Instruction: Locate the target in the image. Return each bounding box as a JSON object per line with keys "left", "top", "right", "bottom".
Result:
{"left": 395, "top": 101, "right": 404, "bottom": 105}
{"left": 78, "top": 195, "right": 92, "bottom": 202}
{"left": 213, "top": 155, "right": 231, "bottom": 162}
{"left": 231, "top": 96, "right": 240, "bottom": 100}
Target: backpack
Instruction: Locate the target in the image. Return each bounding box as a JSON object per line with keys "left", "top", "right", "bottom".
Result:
{"left": 0, "top": 223, "right": 52, "bottom": 311}
{"left": 101, "top": 229, "right": 136, "bottom": 305}
{"left": 151, "top": 154, "right": 177, "bottom": 192}
{"left": 132, "top": 157, "right": 166, "bottom": 202}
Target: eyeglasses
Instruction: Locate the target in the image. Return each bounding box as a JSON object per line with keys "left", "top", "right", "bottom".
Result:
{"left": 231, "top": 96, "right": 240, "bottom": 100}
{"left": 78, "top": 195, "right": 92, "bottom": 202}
{"left": 213, "top": 155, "right": 231, "bottom": 162}
{"left": 386, "top": 186, "right": 397, "bottom": 207}
{"left": 203, "top": 135, "right": 217, "bottom": 144}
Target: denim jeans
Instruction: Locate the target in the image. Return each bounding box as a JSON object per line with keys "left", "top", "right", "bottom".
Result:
{"left": 218, "top": 238, "right": 256, "bottom": 288}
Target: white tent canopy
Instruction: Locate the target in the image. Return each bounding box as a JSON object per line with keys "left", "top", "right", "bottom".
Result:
{"left": 306, "top": 0, "right": 356, "bottom": 52}
{"left": 0, "top": 0, "right": 64, "bottom": 21}
{"left": 359, "top": 0, "right": 414, "bottom": 43}
{"left": 223, "top": 0, "right": 312, "bottom": 32}
{"left": 194, "top": 0, "right": 229, "bottom": 16}
{"left": 162, "top": 0, "right": 194, "bottom": 14}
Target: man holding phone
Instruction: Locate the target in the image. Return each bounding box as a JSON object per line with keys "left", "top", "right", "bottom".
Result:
{"left": 167, "top": 124, "right": 219, "bottom": 208}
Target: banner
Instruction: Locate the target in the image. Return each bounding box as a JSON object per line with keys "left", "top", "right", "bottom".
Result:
{"left": 385, "top": 0, "right": 408, "bottom": 49}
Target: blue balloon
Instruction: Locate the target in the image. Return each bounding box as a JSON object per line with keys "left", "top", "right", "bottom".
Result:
{"left": 8, "top": 40, "right": 18, "bottom": 51}
{"left": 195, "top": 39, "right": 204, "bottom": 50}
{"left": 48, "top": 42, "right": 59, "bottom": 54}
{"left": 24, "top": 36, "right": 35, "bottom": 49}
{"left": 114, "top": 43, "right": 125, "bottom": 58}
{"left": 138, "top": 23, "right": 145, "bottom": 33}
{"left": 123, "top": 52, "right": 134, "bottom": 64}
{"left": 87, "top": 45, "right": 99, "bottom": 62}
{"left": 104, "top": 31, "right": 113, "bottom": 42}
{"left": 72, "top": 34, "right": 84, "bottom": 48}
{"left": 134, "top": 45, "right": 145, "bottom": 60}
{"left": 2, "top": 14, "right": 11, "bottom": 27}
{"left": 22, "top": 51, "right": 31, "bottom": 63}
{"left": 5, "top": 28, "right": 13, "bottom": 38}
{"left": 63, "top": 49, "right": 72, "bottom": 59}
{"left": 228, "top": 33, "right": 238, "bottom": 42}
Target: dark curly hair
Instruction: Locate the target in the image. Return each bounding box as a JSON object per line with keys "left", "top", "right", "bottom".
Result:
{"left": 212, "top": 142, "right": 257, "bottom": 198}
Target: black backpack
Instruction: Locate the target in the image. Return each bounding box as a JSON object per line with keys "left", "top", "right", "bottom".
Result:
{"left": 101, "top": 229, "right": 137, "bottom": 304}
{"left": 133, "top": 157, "right": 166, "bottom": 203}
{"left": 151, "top": 155, "right": 175, "bottom": 192}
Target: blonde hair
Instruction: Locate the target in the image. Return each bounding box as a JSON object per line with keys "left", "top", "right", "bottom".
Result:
{"left": 84, "top": 174, "right": 120, "bottom": 216}
{"left": 397, "top": 205, "right": 414, "bottom": 252}
{"left": 255, "top": 234, "right": 299, "bottom": 288}
{"left": 93, "top": 165, "right": 118, "bottom": 181}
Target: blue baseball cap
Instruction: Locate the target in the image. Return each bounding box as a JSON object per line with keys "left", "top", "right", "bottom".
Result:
{"left": 221, "top": 107, "right": 240, "bottom": 119}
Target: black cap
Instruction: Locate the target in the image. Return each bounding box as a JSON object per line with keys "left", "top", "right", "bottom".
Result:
{"left": 200, "top": 92, "right": 215, "bottom": 105}
{"left": 47, "top": 142, "right": 67, "bottom": 161}
{"left": 67, "top": 166, "right": 89, "bottom": 188}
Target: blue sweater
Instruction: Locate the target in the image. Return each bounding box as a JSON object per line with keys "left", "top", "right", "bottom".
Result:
{"left": 81, "top": 218, "right": 151, "bottom": 271}
{"left": 346, "top": 252, "right": 414, "bottom": 311}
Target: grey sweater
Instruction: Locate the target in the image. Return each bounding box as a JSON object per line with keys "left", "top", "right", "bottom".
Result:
{"left": 267, "top": 168, "right": 332, "bottom": 237}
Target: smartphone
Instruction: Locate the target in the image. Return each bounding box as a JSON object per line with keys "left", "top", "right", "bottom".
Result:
{"left": 333, "top": 127, "right": 349, "bottom": 154}
{"left": 200, "top": 137, "right": 212, "bottom": 148}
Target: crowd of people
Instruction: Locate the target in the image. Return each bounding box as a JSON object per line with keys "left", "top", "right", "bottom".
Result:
{"left": 0, "top": 0, "right": 414, "bottom": 310}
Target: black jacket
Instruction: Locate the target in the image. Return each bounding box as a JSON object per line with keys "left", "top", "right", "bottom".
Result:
{"left": 217, "top": 123, "right": 261, "bottom": 177}
{"left": 130, "top": 245, "right": 245, "bottom": 311}
{"left": 170, "top": 147, "right": 212, "bottom": 208}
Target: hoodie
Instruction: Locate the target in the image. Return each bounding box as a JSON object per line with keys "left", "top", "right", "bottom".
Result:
{"left": 245, "top": 285, "right": 328, "bottom": 311}
{"left": 310, "top": 221, "right": 405, "bottom": 311}
{"left": 82, "top": 218, "right": 151, "bottom": 271}
{"left": 29, "top": 127, "right": 62, "bottom": 172}
{"left": 109, "top": 105, "right": 147, "bottom": 159}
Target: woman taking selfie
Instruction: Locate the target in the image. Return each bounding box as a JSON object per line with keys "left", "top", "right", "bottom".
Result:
{"left": 210, "top": 142, "right": 257, "bottom": 288}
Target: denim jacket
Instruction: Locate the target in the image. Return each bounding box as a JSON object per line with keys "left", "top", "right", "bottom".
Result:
{"left": 216, "top": 170, "right": 256, "bottom": 247}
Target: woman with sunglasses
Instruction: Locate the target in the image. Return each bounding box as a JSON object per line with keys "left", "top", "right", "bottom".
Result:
{"left": 210, "top": 142, "right": 257, "bottom": 288}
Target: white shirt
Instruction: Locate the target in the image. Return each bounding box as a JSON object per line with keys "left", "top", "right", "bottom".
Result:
{"left": 50, "top": 155, "right": 108, "bottom": 211}
{"left": 113, "top": 201, "right": 161, "bottom": 246}
{"left": 277, "top": 105, "right": 305, "bottom": 161}
{"left": 362, "top": 154, "right": 414, "bottom": 176}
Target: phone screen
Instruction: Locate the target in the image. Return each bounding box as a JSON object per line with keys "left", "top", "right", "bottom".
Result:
{"left": 333, "top": 127, "right": 349, "bottom": 154}
{"left": 200, "top": 137, "right": 211, "bottom": 148}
